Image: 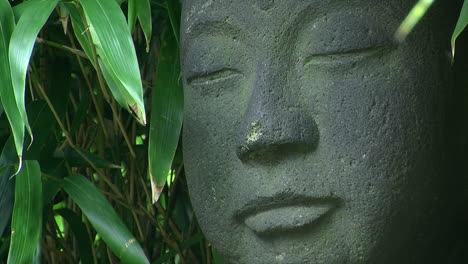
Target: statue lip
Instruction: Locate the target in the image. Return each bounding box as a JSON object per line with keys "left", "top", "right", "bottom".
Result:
{"left": 234, "top": 195, "right": 341, "bottom": 236}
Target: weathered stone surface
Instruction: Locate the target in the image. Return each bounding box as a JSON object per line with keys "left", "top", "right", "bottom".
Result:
{"left": 181, "top": 1, "right": 464, "bottom": 263}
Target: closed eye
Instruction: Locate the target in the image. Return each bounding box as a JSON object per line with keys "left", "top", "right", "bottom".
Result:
{"left": 187, "top": 68, "right": 242, "bottom": 85}
{"left": 304, "top": 44, "right": 390, "bottom": 67}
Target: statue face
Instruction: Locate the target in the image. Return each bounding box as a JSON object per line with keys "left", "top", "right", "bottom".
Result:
{"left": 181, "top": 1, "right": 456, "bottom": 263}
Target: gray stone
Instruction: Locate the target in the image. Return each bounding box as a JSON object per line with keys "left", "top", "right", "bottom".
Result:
{"left": 180, "top": 1, "right": 465, "bottom": 263}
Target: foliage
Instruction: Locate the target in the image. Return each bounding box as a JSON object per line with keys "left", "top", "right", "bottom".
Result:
{"left": 0, "top": 0, "right": 223, "bottom": 263}
{"left": 396, "top": 0, "right": 468, "bottom": 57}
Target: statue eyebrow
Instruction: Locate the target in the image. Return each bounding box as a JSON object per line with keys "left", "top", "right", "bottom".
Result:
{"left": 185, "top": 20, "right": 244, "bottom": 41}
{"left": 182, "top": 20, "right": 247, "bottom": 57}
{"left": 254, "top": 0, "right": 274, "bottom": 11}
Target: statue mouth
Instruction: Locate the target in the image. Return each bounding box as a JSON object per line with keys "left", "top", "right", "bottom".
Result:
{"left": 234, "top": 195, "right": 341, "bottom": 236}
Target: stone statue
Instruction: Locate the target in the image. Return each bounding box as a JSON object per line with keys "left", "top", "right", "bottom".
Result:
{"left": 180, "top": 1, "right": 467, "bottom": 263}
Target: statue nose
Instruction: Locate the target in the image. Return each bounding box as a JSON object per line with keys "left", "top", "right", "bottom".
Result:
{"left": 235, "top": 99, "right": 319, "bottom": 164}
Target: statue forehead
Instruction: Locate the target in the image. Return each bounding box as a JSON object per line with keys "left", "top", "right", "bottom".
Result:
{"left": 254, "top": 0, "right": 274, "bottom": 10}
{"left": 183, "top": 0, "right": 275, "bottom": 10}
{"left": 181, "top": 0, "right": 409, "bottom": 26}
{"left": 182, "top": 0, "right": 409, "bottom": 12}
{"left": 181, "top": 0, "right": 408, "bottom": 40}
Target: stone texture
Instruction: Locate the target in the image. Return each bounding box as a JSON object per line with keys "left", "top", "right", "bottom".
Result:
{"left": 181, "top": 1, "right": 464, "bottom": 263}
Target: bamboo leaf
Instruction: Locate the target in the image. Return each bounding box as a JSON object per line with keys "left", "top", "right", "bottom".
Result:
{"left": 11, "top": 0, "right": 36, "bottom": 20}
{"left": 59, "top": 146, "right": 120, "bottom": 169}
{"left": 66, "top": 3, "right": 142, "bottom": 117}
{"left": 0, "top": 0, "right": 23, "bottom": 166}
{"left": 213, "top": 249, "right": 227, "bottom": 264}
{"left": 148, "top": 30, "right": 183, "bottom": 203}
{"left": 0, "top": 166, "right": 14, "bottom": 238}
{"left": 394, "top": 0, "right": 434, "bottom": 42}
{"left": 8, "top": 0, "right": 60, "bottom": 169}
{"left": 154, "top": 233, "right": 204, "bottom": 264}
{"left": 166, "top": 0, "right": 180, "bottom": 44}
{"left": 98, "top": 58, "right": 137, "bottom": 110}
{"left": 65, "top": 3, "right": 93, "bottom": 62}
{"left": 137, "top": 0, "right": 152, "bottom": 51}
{"left": 23, "top": 101, "right": 55, "bottom": 161}
{"left": 62, "top": 174, "right": 149, "bottom": 264}
{"left": 55, "top": 208, "right": 93, "bottom": 264}
{"left": 128, "top": 0, "right": 137, "bottom": 33}
{"left": 7, "top": 160, "right": 42, "bottom": 264}
{"left": 78, "top": 0, "right": 146, "bottom": 125}
{"left": 452, "top": 0, "right": 468, "bottom": 56}
{"left": 0, "top": 137, "right": 17, "bottom": 238}
{"left": 58, "top": 2, "right": 69, "bottom": 34}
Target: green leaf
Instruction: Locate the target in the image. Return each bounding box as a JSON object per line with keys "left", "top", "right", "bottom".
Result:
{"left": 55, "top": 208, "right": 93, "bottom": 264}
{"left": 62, "top": 174, "right": 149, "bottom": 264}
{"left": 58, "top": 146, "right": 120, "bottom": 169}
{"left": 0, "top": 0, "right": 23, "bottom": 166}
{"left": 67, "top": 2, "right": 133, "bottom": 112}
{"left": 452, "top": 0, "right": 468, "bottom": 56}
{"left": 0, "top": 237, "right": 11, "bottom": 260}
{"left": 69, "top": 89, "right": 91, "bottom": 134}
{"left": 57, "top": 2, "right": 69, "bottom": 34}
{"left": 66, "top": 2, "right": 141, "bottom": 115}
{"left": 154, "top": 233, "right": 204, "bottom": 264}
{"left": 0, "top": 166, "right": 14, "bottom": 238}
{"left": 7, "top": 160, "right": 42, "bottom": 264}
{"left": 0, "top": 137, "right": 17, "bottom": 238}
{"left": 148, "top": 31, "right": 183, "bottom": 203}
{"left": 98, "top": 58, "right": 138, "bottom": 111}
{"left": 137, "top": 0, "right": 152, "bottom": 51}
{"left": 11, "top": 0, "right": 36, "bottom": 21}
{"left": 78, "top": 0, "right": 147, "bottom": 125}
{"left": 8, "top": 0, "right": 60, "bottom": 169}
{"left": 166, "top": 0, "right": 180, "bottom": 44}
{"left": 65, "top": 2, "right": 93, "bottom": 62}
{"left": 213, "top": 249, "right": 227, "bottom": 264}
{"left": 394, "top": 0, "right": 434, "bottom": 42}
{"left": 42, "top": 179, "right": 61, "bottom": 206}
{"left": 128, "top": 0, "right": 137, "bottom": 33}
{"left": 23, "top": 101, "right": 55, "bottom": 161}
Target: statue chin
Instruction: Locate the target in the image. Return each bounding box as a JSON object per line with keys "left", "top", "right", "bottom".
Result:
{"left": 180, "top": 1, "right": 467, "bottom": 263}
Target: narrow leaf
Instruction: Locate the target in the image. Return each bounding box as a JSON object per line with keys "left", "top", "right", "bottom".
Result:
{"left": 213, "top": 249, "right": 227, "bottom": 264}
{"left": 0, "top": 138, "right": 16, "bottom": 238}
{"left": 11, "top": 0, "right": 36, "bottom": 21}
{"left": 452, "top": 0, "right": 468, "bottom": 56}
{"left": 58, "top": 3, "right": 69, "bottom": 34}
{"left": 154, "top": 233, "right": 204, "bottom": 264}
{"left": 66, "top": 3, "right": 141, "bottom": 117}
{"left": 137, "top": 0, "right": 152, "bottom": 51}
{"left": 7, "top": 160, "right": 42, "bottom": 264}
{"left": 78, "top": 0, "right": 146, "bottom": 124}
{"left": 148, "top": 31, "right": 183, "bottom": 203}
{"left": 0, "top": 129, "right": 22, "bottom": 237}
{"left": 8, "top": 0, "right": 60, "bottom": 166}
{"left": 55, "top": 208, "right": 93, "bottom": 264}
{"left": 23, "top": 101, "right": 55, "bottom": 161}
{"left": 166, "top": 0, "right": 180, "bottom": 44}
{"left": 128, "top": 0, "right": 137, "bottom": 33}
{"left": 0, "top": 166, "right": 14, "bottom": 238}
{"left": 0, "top": 0, "right": 23, "bottom": 165}
{"left": 394, "top": 0, "right": 434, "bottom": 42}
{"left": 60, "top": 146, "right": 120, "bottom": 169}
{"left": 62, "top": 174, "right": 149, "bottom": 264}
{"left": 66, "top": 3, "right": 93, "bottom": 63}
